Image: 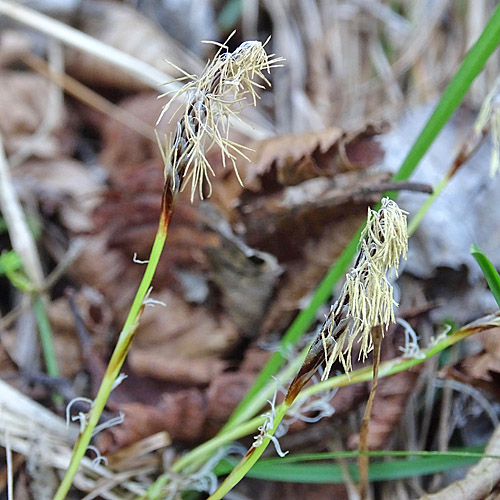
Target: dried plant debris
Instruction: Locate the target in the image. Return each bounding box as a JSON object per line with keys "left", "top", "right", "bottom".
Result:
{"left": 245, "top": 126, "right": 385, "bottom": 189}
{"left": 203, "top": 204, "right": 282, "bottom": 337}
{"left": 64, "top": 0, "right": 204, "bottom": 90}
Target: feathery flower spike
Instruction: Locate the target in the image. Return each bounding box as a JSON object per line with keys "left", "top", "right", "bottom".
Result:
{"left": 323, "top": 198, "right": 408, "bottom": 376}
{"left": 157, "top": 36, "right": 284, "bottom": 201}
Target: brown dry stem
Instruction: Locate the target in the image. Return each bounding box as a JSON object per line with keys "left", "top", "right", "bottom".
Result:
{"left": 358, "top": 325, "right": 383, "bottom": 500}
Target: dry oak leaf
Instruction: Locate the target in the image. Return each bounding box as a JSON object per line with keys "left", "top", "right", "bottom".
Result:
{"left": 245, "top": 126, "right": 384, "bottom": 189}
{"left": 128, "top": 290, "right": 239, "bottom": 385}
{"left": 0, "top": 72, "right": 63, "bottom": 157}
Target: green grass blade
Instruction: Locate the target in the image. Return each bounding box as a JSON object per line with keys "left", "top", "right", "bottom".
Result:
{"left": 215, "top": 448, "right": 489, "bottom": 483}
{"left": 0, "top": 250, "right": 22, "bottom": 275}
{"left": 471, "top": 243, "right": 500, "bottom": 308}
{"left": 391, "top": 3, "right": 500, "bottom": 185}
{"left": 227, "top": 1, "right": 500, "bottom": 428}
{"left": 33, "top": 296, "right": 60, "bottom": 379}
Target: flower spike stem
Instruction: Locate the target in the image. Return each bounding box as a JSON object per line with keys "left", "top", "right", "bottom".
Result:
{"left": 53, "top": 187, "right": 174, "bottom": 500}
{"left": 358, "top": 325, "right": 382, "bottom": 499}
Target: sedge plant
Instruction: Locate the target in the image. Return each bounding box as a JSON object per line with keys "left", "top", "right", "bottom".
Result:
{"left": 206, "top": 197, "right": 409, "bottom": 500}
{"left": 56, "top": 3, "right": 500, "bottom": 496}
{"left": 227, "top": 2, "right": 500, "bottom": 430}
{"left": 54, "top": 37, "right": 283, "bottom": 499}
{"left": 145, "top": 6, "right": 500, "bottom": 495}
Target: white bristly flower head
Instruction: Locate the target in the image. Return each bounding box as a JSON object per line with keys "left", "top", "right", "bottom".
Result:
{"left": 323, "top": 198, "right": 408, "bottom": 376}
{"left": 157, "top": 36, "right": 283, "bottom": 201}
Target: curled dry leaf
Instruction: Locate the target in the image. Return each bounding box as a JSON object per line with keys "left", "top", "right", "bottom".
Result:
{"left": 419, "top": 423, "right": 500, "bottom": 500}
{"left": 244, "top": 125, "right": 385, "bottom": 190}
{"left": 240, "top": 170, "right": 390, "bottom": 260}
{"left": 463, "top": 327, "right": 500, "bottom": 382}
{"left": 204, "top": 205, "right": 282, "bottom": 337}
{"left": 442, "top": 327, "right": 500, "bottom": 401}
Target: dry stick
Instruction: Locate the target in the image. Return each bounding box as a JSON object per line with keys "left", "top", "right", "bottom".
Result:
{"left": 5, "top": 434, "right": 13, "bottom": 500}
{"left": 0, "top": 134, "right": 44, "bottom": 290}
{"left": 358, "top": 325, "right": 382, "bottom": 500}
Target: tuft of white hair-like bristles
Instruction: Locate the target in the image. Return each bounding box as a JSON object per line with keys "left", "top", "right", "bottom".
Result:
{"left": 323, "top": 198, "right": 408, "bottom": 377}
{"left": 156, "top": 36, "right": 283, "bottom": 201}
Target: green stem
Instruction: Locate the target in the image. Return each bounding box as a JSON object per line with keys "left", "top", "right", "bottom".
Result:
{"left": 391, "top": 2, "right": 500, "bottom": 185}
{"left": 33, "top": 295, "right": 63, "bottom": 406}
{"left": 407, "top": 175, "right": 449, "bottom": 236}
{"left": 225, "top": 345, "right": 308, "bottom": 430}
{"left": 54, "top": 207, "right": 170, "bottom": 500}
{"left": 208, "top": 403, "right": 290, "bottom": 500}
{"left": 33, "top": 296, "right": 59, "bottom": 378}
{"left": 471, "top": 244, "right": 500, "bottom": 308}
{"left": 225, "top": 228, "right": 362, "bottom": 427}
{"left": 145, "top": 415, "right": 267, "bottom": 499}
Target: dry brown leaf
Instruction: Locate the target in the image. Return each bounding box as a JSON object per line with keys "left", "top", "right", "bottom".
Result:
{"left": 46, "top": 291, "right": 111, "bottom": 378}
{"left": 65, "top": 0, "right": 202, "bottom": 91}
{"left": 440, "top": 328, "right": 500, "bottom": 401}
{"left": 98, "top": 389, "right": 206, "bottom": 452}
{"left": 128, "top": 289, "right": 238, "bottom": 385}
{"left": 0, "top": 71, "right": 63, "bottom": 157}
{"left": 419, "top": 423, "right": 500, "bottom": 500}
{"left": 18, "top": 159, "right": 103, "bottom": 232}
{"left": 464, "top": 328, "right": 500, "bottom": 381}
{"left": 99, "top": 93, "right": 163, "bottom": 178}
{"left": 240, "top": 170, "right": 389, "bottom": 261}
{"left": 261, "top": 212, "right": 366, "bottom": 334}
{"left": 204, "top": 207, "right": 282, "bottom": 337}
{"left": 245, "top": 125, "right": 384, "bottom": 189}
